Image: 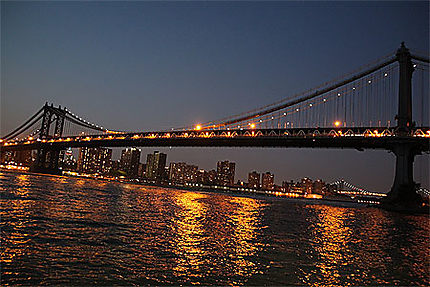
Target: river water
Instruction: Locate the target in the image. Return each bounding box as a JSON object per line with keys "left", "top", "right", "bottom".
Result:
{"left": 1, "top": 170, "right": 429, "bottom": 286}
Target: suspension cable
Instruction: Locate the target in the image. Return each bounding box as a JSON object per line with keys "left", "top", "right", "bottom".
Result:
{"left": 4, "top": 113, "right": 44, "bottom": 140}
{"left": 198, "top": 57, "right": 398, "bottom": 129}
{"left": 1, "top": 107, "right": 44, "bottom": 139}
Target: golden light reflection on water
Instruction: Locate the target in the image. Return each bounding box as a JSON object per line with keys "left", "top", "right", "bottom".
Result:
{"left": 227, "top": 197, "right": 266, "bottom": 279}
{"left": 305, "top": 205, "right": 354, "bottom": 287}
{"left": 16, "top": 173, "right": 30, "bottom": 184}
{"left": 298, "top": 204, "right": 430, "bottom": 287}
{"left": 2, "top": 171, "right": 429, "bottom": 286}
{"left": 172, "top": 192, "right": 208, "bottom": 280}
{"left": 14, "top": 173, "right": 31, "bottom": 196}
{"left": 170, "top": 192, "right": 267, "bottom": 285}
{"left": 1, "top": 173, "right": 34, "bottom": 275}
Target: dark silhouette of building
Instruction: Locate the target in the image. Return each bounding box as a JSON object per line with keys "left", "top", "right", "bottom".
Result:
{"left": 169, "top": 162, "right": 198, "bottom": 184}
{"left": 78, "top": 147, "right": 112, "bottom": 174}
{"left": 282, "top": 180, "right": 295, "bottom": 192}
{"left": 217, "top": 160, "right": 235, "bottom": 186}
{"left": 145, "top": 151, "right": 167, "bottom": 181}
{"left": 206, "top": 170, "right": 217, "bottom": 185}
{"left": 0, "top": 150, "right": 13, "bottom": 164}
{"left": 137, "top": 163, "right": 146, "bottom": 178}
{"left": 15, "top": 150, "right": 33, "bottom": 166}
{"left": 248, "top": 171, "right": 260, "bottom": 189}
{"left": 301, "top": 177, "right": 313, "bottom": 194}
{"left": 61, "top": 147, "right": 77, "bottom": 171}
{"left": 262, "top": 172, "right": 274, "bottom": 190}
{"left": 0, "top": 150, "right": 33, "bottom": 166}
{"left": 169, "top": 162, "right": 185, "bottom": 183}
{"left": 120, "top": 147, "right": 141, "bottom": 177}
{"left": 313, "top": 179, "right": 326, "bottom": 194}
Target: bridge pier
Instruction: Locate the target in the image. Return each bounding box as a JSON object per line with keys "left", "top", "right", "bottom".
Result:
{"left": 380, "top": 43, "right": 427, "bottom": 212}
{"left": 382, "top": 143, "right": 424, "bottom": 211}
{"left": 30, "top": 148, "right": 63, "bottom": 175}
{"left": 29, "top": 103, "right": 65, "bottom": 175}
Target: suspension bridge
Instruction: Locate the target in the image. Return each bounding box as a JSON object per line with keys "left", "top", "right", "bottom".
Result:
{"left": 1, "top": 43, "right": 429, "bottom": 210}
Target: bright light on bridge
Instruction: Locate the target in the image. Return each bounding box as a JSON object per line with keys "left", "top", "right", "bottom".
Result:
{"left": 195, "top": 124, "right": 202, "bottom": 131}
{"left": 334, "top": 121, "right": 341, "bottom": 127}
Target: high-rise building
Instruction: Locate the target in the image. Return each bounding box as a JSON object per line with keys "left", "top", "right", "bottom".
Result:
{"left": 248, "top": 171, "right": 260, "bottom": 189}
{"left": 0, "top": 150, "right": 14, "bottom": 164}
{"left": 196, "top": 169, "right": 205, "bottom": 184}
{"left": 119, "top": 148, "right": 141, "bottom": 178}
{"left": 301, "top": 177, "right": 313, "bottom": 194}
{"left": 145, "top": 154, "right": 154, "bottom": 178}
{"left": 14, "top": 150, "right": 33, "bottom": 166}
{"left": 206, "top": 169, "right": 217, "bottom": 185}
{"left": 78, "top": 147, "right": 112, "bottom": 174}
{"left": 137, "top": 163, "right": 146, "bottom": 178}
{"left": 262, "top": 172, "right": 274, "bottom": 190}
{"left": 184, "top": 164, "right": 198, "bottom": 183}
{"left": 111, "top": 160, "right": 120, "bottom": 172}
{"left": 0, "top": 150, "right": 34, "bottom": 166}
{"left": 217, "top": 160, "right": 235, "bottom": 186}
{"left": 61, "top": 147, "right": 77, "bottom": 171}
{"left": 169, "top": 162, "right": 186, "bottom": 183}
{"left": 145, "top": 151, "right": 167, "bottom": 181}
{"left": 313, "top": 179, "right": 326, "bottom": 194}
{"left": 169, "top": 162, "right": 198, "bottom": 184}
{"left": 282, "top": 180, "right": 294, "bottom": 192}
{"left": 195, "top": 169, "right": 217, "bottom": 185}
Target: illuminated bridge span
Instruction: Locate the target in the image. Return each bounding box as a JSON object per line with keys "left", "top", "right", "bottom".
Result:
{"left": 332, "top": 179, "right": 387, "bottom": 198}
{"left": 417, "top": 187, "right": 430, "bottom": 199}
{"left": 1, "top": 43, "right": 429, "bottom": 210}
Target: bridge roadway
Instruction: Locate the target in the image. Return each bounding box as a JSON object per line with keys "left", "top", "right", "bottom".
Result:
{"left": 2, "top": 127, "right": 429, "bottom": 152}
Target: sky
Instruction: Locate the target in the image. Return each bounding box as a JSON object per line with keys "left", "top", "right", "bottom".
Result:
{"left": 1, "top": 1, "right": 429, "bottom": 191}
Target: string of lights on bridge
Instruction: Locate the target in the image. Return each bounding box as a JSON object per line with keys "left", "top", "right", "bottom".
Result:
{"left": 1, "top": 46, "right": 429, "bottom": 146}
{"left": 183, "top": 61, "right": 427, "bottom": 133}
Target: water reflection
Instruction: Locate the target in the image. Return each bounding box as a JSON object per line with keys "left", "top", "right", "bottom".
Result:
{"left": 1, "top": 173, "right": 39, "bottom": 284}
{"left": 227, "top": 197, "right": 266, "bottom": 280}
{"left": 299, "top": 204, "right": 430, "bottom": 287}
{"left": 302, "top": 205, "right": 354, "bottom": 286}
{"left": 1, "top": 171, "right": 429, "bottom": 286}
{"left": 172, "top": 192, "right": 208, "bottom": 281}
{"left": 170, "top": 192, "right": 267, "bottom": 285}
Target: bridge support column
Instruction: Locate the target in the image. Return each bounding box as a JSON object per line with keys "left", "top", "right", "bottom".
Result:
{"left": 382, "top": 143, "right": 423, "bottom": 211}
{"left": 381, "top": 43, "right": 426, "bottom": 212}
{"left": 30, "top": 103, "right": 66, "bottom": 175}
{"left": 31, "top": 148, "right": 63, "bottom": 175}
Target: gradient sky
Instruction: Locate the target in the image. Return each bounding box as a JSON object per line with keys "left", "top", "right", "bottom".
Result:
{"left": 1, "top": 1, "right": 429, "bottom": 190}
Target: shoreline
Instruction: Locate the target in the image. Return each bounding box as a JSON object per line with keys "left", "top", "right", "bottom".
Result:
{"left": 0, "top": 167, "right": 380, "bottom": 209}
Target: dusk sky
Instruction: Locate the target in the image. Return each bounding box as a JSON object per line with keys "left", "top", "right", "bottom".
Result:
{"left": 1, "top": 1, "right": 429, "bottom": 191}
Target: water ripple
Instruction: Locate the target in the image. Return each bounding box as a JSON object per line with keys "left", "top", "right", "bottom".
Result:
{"left": 1, "top": 170, "right": 428, "bottom": 286}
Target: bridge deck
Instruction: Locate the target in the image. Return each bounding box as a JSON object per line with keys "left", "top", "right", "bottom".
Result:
{"left": 2, "top": 127, "right": 429, "bottom": 152}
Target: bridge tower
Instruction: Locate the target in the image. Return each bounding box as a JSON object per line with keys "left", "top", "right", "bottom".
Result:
{"left": 383, "top": 43, "right": 424, "bottom": 210}
{"left": 31, "top": 103, "right": 66, "bottom": 175}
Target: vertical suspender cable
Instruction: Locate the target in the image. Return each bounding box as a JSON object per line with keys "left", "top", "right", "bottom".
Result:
{"left": 421, "top": 68, "right": 424, "bottom": 126}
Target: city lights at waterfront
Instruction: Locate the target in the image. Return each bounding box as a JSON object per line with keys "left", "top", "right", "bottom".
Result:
{"left": 1, "top": 146, "right": 393, "bottom": 205}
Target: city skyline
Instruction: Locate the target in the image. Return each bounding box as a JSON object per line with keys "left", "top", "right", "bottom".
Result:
{"left": 1, "top": 2, "right": 429, "bottom": 192}
{"left": 1, "top": 145, "right": 384, "bottom": 193}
